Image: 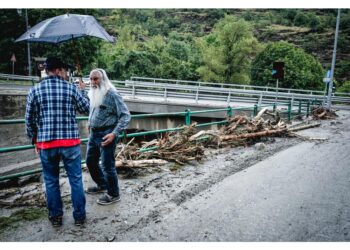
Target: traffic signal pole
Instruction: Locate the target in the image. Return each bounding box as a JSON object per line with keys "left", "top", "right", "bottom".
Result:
{"left": 275, "top": 79, "right": 279, "bottom": 103}
{"left": 327, "top": 9, "right": 341, "bottom": 110}
{"left": 272, "top": 62, "right": 284, "bottom": 104}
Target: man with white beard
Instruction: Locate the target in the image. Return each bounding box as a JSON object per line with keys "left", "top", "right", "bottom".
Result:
{"left": 85, "top": 68, "right": 131, "bottom": 205}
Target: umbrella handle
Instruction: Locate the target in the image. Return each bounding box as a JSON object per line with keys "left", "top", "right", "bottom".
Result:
{"left": 72, "top": 37, "right": 82, "bottom": 77}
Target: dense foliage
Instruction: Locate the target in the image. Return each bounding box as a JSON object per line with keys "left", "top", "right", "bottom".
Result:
{"left": 0, "top": 9, "right": 349, "bottom": 91}
{"left": 251, "top": 41, "right": 324, "bottom": 90}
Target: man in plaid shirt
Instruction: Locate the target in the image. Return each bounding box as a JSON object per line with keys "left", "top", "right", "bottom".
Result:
{"left": 25, "top": 57, "right": 89, "bottom": 227}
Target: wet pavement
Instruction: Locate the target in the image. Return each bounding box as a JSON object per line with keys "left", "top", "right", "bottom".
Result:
{"left": 1, "top": 110, "right": 350, "bottom": 242}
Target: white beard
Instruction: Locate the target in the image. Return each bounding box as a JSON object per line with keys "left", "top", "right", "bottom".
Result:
{"left": 88, "top": 84, "right": 108, "bottom": 108}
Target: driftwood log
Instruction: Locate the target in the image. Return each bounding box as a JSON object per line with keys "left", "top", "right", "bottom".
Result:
{"left": 220, "top": 128, "right": 287, "bottom": 141}
{"left": 116, "top": 159, "right": 168, "bottom": 168}
{"left": 287, "top": 123, "right": 321, "bottom": 132}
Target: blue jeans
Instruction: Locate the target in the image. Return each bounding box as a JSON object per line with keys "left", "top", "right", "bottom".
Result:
{"left": 39, "top": 145, "right": 86, "bottom": 220}
{"left": 86, "top": 128, "right": 120, "bottom": 197}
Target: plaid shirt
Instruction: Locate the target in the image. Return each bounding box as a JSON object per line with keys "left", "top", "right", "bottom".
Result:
{"left": 88, "top": 88, "right": 131, "bottom": 136}
{"left": 25, "top": 75, "right": 90, "bottom": 143}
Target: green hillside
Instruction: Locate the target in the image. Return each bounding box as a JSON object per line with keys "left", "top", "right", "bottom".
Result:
{"left": 1, "top": 9, "right": 349, "bottom": 91}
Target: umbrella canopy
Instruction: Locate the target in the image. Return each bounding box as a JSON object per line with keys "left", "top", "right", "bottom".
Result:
{"left": 15, "top": 13, "right": 115, "bottom": 43}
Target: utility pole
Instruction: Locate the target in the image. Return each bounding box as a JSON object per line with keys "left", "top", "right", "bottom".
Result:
{"left": 275, "top": 79, "right": 279, "bottom": 103}
{"left": 25, "top": 9, "right": 32, "bottom": 76}
{"left": 327, "top": 9, "right": 341, "bottom": 109}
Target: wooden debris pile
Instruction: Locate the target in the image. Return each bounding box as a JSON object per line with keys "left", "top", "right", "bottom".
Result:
{"left": 115, "top": 109, "right": 292, "bottom": 168}
{"left": 189, "top": 109, "right": 288, "bottom": 148}
{"left": 311, "top": 106, "right": 338, "bottom": 120}
{"left": 116, "top": 124, "right": 205, "bottom": 166}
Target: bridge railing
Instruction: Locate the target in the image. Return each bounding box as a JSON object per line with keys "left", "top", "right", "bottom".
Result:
{"left": 130, "top": 76, "right": 350, "bottom": 96}
{"left": 0, "top": 102, "right": 313, "bottom": 181}
{"left": 125, "top": 79, "right": 347, "bottom": 106}
{"left": 2, "top": 73, "right": 349, "bottom": 106}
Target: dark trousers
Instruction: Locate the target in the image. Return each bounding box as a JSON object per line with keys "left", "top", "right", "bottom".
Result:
{"left": 85, "top": 127, "right": 119, "bottom": 197}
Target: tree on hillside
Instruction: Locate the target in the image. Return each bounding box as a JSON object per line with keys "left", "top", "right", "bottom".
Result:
{"left": 196, "top": 15, "right": 262, "bottom": 84}
{"left": 251, "top": 41, "right": 324, "bottom": 90}
{"left": 153, "top": 34, "right": 201, "bottom": 80}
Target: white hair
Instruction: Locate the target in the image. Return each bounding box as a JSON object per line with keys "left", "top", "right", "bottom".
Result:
{"left": 88, "top": 68, "right": 116, "bottom": 108}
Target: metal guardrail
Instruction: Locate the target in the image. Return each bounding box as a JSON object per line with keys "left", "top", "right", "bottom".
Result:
{"left": 0, "top": 73, "right": 39, "bottom": 84}
{"left": 130, "top": 76, "right": 350, "bottom": 98}
{"left": 124, "top": 79, "right": 350, "bottom": 107}
{"left": 0, "top": 102, "right": 310, "bottom": 181}
{"left": 2, "top": 73, "right": 347, "bottom": 107}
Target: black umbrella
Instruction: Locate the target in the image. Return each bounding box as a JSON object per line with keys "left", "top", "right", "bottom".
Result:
{"left": 15, "top": 13, "right": 115, "bottom": 74}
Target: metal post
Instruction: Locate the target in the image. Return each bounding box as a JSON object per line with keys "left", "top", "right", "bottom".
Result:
{"left": 25, "top": 9, "right": 32, "bottom": 76}
{"left": 185, "top": 109, "right": 191, "bottom": 125}
{"left": 253, "top": 104, "right": 258, "bottom": 117}
{"left": 287, "top": 101, "right": 292, "bottom": 121}
{"left": 306, "top": 101, "right": 310, "bottom": 117}
{"left": 132, "top": 85, "right": 135, "bottom": 99}
{"left": 226, "top": 90, "right": 231, "bottom": 105}
{"left": 273, "top": 102, "right": 276, "bottom": 112}
{"left": 298, "top": 100, "right": 302, "bottom": 115}
{"left": 275, "top": 79, "right": 279, "bottom": 102}
{"left": 227, "top": 106, "right": 232, "bottom": 117}
{"left": 327, "top": 9, "right": 341, "bottom": 110}
{"left": 258, "top": 92, "right": 262, "bottom": 106}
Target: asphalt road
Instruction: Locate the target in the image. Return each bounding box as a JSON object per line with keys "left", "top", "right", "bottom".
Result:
{"left": 121, "top": 112, "right": 350, "bottom": 241}
{"left": 1, "top": 106, "right": 349, "bottom": 242}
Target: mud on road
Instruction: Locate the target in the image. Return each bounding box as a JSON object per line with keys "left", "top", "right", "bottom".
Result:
{"left": 1, "top": 110, "right": 349, "bottom": 242}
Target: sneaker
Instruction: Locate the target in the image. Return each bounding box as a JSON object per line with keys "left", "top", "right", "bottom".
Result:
{"left": 97, "top": 194, "right": 121, "bottom": 205}
{"left": 86, "top": 186, "right": 107, "bottom": 194}
{"left": 74, "top": 217, "right": 86, "bottom": 226}
{"left": 49, "top": 216, "right": 62, "bottom": 227}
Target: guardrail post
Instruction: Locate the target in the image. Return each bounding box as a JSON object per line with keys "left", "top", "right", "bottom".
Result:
{"left": 196, "top": 87, "right": 199, "bottom": 104}
{"left": 273, "top": 103, "right": 276, "bottom": 112}
{"left": 253, "top": 104, "right": 258, "bottom": 117}
{"left": 227, "top": 106, "right": 233, "bottom": 117}
{"left": 298, "top": 100, "right": 302, "bottom": 115}
{"left": 185, "top": 109, "right": 191, "bottom": 125}
{"left": 258, "top": 93, "right": 262, "bottom": 107}
{"left": 306, "top": 101, "right": 310, "bottom": 117}
{"left": 226, "top": 90, "right": 231, "bottom": 105}
{"left": 132, "top": 81, "right": 135, "bottom": 99}
{"left": 287, "top": 101, "right": 292, "bottom": 121}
